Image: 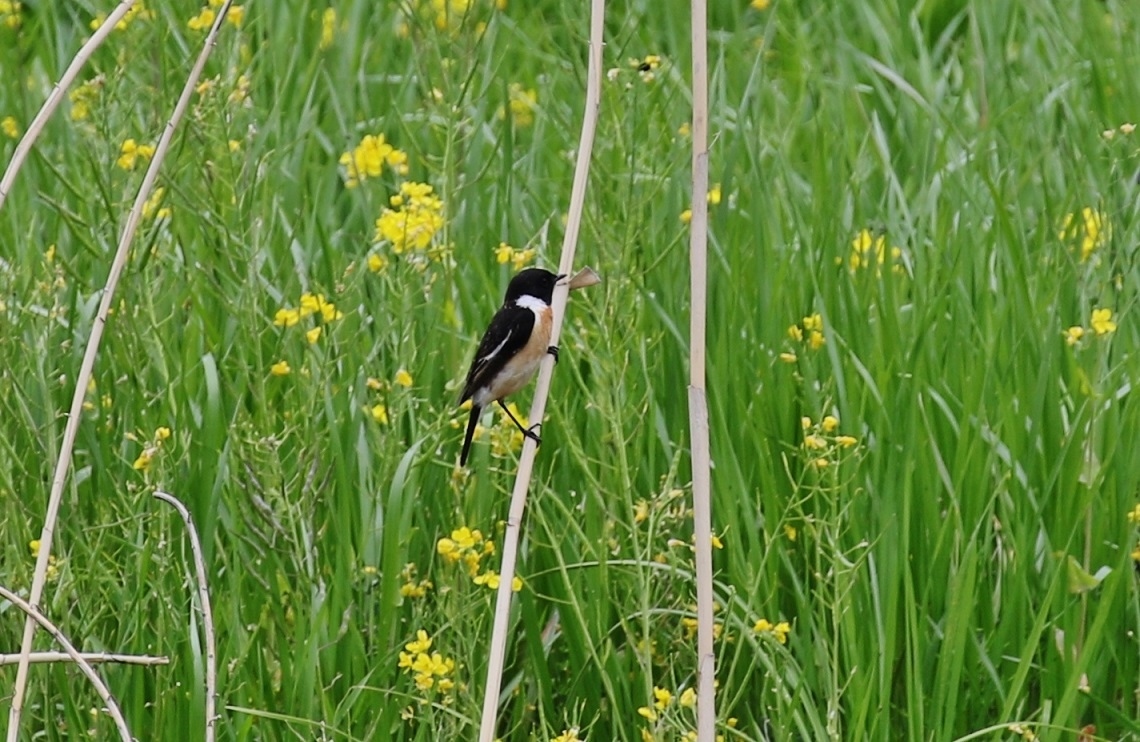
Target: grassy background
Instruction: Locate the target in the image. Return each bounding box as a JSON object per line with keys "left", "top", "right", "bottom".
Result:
{"left": 2, "top": 0, "right": 1139, "bottom": 739}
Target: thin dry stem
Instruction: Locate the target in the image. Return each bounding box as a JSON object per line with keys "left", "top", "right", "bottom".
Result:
{"left": 0, "top": 652, "right": 169, "bottom": 667}
{"left": 476, "top": 1, "right": 605, "bottom": 739}
{"left": 7, "top": 4, "right": 238, "bottom": 738}
{"left": 0, "top": 586, "right": 132, "bottom": 741}
{"left": 154, "top": 490, "right": 218, "bottom": 742}
{"left": 0, "top": 1, "right": 137, "bottom": 211}
{"left": 688, "top": 0, "right": 716, "bottom": 738}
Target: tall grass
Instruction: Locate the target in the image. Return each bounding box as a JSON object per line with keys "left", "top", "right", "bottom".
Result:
{"left": 1, "top": 0, "right": 1138, "bottom": 740}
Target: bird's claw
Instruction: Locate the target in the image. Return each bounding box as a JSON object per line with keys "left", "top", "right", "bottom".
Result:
{"left": 547, "top": 345, "right": 559, "bottom": 363}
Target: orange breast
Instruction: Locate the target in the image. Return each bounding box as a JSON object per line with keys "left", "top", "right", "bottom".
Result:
{"left": 485, "top": 307, "right": 552, "bottom": 401}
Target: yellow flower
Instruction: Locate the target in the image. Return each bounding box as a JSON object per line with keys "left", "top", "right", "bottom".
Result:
{"left": 710, "top": 533, "right": 724, "bottom": 550}
{"left": 394, "top": 369, "right": 413, "bottom": 387}
{"left": 800, "top": 416, "right": 812, "bottom": 430}
{"left": 228, "top": 139, "right": 241, "bottom": 152}
{"left": 305, "top": 326, "right": 322, "bottom": 344}
{"left": 637, "top": 706, "right": 657, "bottom": 722}
{"left": 1064, "top": 326, "right": 1084, "bottom": 346}
{"left": 367, "top": 253, "right": 389, "bottom": 273}
{"left": 187, "top": 7, "right": 215, "bottom": 31}
{"left": 501, "top": 83, "right": 538, "bottom": 127}
{"left": 229, "top": 74, "right": 251, "bottom": 105}
{"left": 707, "top": 184, "right": 722, "bottom": 205}
{"left": 821, "top": 415, "right": 839, "bottom": 432}
{"left": 632, "top": 54, "right": 663, "bottom": 83}
{"left": 804, "top": 434, "right": 827, "bottom": 450}
{"left": 778, "top": 352, "right": 797, "bottom": 363}
{"left": 750, "top": 0, "right": 770, "bottom": 9}
{"left": 809, "top": 329, "right": 825, "bottom": 350}
{"left": 835, "top": 435, "right": 858, "bottom": 448}
{"left": 494, "top": 242, "right": 514, "bottom": 264}
{"left": 133, "top": 447, "right": 155, "bottom": 471}
{"left": 1125, "top": 504, "right": 1140, "bottom": 524}
{"left": 270, "top": 360, "right": 291, "bottom": 376}
{"left": 633, "top": 500, "right": 649, "bottom": 524}
{"left": 849, "top": 229, "right": 902, "bottom": 272}
{"left": 225, "top": 5, "right": 244, "bottom": 27}
{"left": 512, "top": 247, "right": 537, "bottom": 271}
{"left": 1060, "top": 207, "right": 1109, "bottom": 263}
{"left": 786, "top": 324, "right": 803, "bottom": 342}
{"left": 551, "top": 729, "right": 582, "bottom": 742}
{"left": 117, "top": 139, "right": 156, "bottom": 170}
{"left": 339, "top": 134, "right": 409, "bottom": 188}
{"left": 274, "top": 307, "right": 301, "bottom": 327}
{"left": 371, "top": 404, "right": 388, "bottom": 424}
{"left": 679, "top": 687, "right": 696, "bottom": 708}
{"left": 405, "top": 629, "right": 432, "bottom": 655}
{"left": 155, "top": 426, "right": 172, "bottom": 442}
{"left": 142, "top": 187, "right": 171, "bottom": 220}
{"left": 753, "top": 618, "right": 791, "bottom": 644}
{"left": 652, "top": 686, "right": 673, "bottom": 710}
{"left": 784, "top": 524, "right": 798, "bottom": 541}
{"left": 677, "top": 122, "right": 691, "bottom": 137}
{"left": 1, "top": 116, "right": 19, "bottom": 139}
{"left": 1090, "top": 308, "right": 1116, "bottom": 335}
{"left": 29, "top": 539, "right": 40, "bottom": 557}
{"left": 69, "top": 80, "right": 100, "bottom": 121}
{"left": 802, "top": 313, "right": 823, "bottom": 331}
{"left": 1, "top": 0, "right": 22, "bottom": 29}
{"left": 680, "top": 209, "right": 693, "bottom": 224}
{"left": 319, "top": 8, "right": 336, "bottom": 50}
{"left": 374, "top": 182, "right": 445, "bottom": 253}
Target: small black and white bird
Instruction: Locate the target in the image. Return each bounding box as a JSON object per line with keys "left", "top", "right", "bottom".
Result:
{"left": 458, "top": 268, "right": 565, "bottom": 466}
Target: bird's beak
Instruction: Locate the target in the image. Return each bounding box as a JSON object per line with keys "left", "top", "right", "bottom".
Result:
{"left": 556, "top": 273, "right": 568, "bottom": 282}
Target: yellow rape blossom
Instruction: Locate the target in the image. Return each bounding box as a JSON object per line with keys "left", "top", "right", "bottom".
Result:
{"left": 319, "top": 8, "right": 337, "bottom": 50}
{"left": 374, "top": 182, "right": 445, "bottom": 253}
{"left": 270, "top": 360, "right": 291, "bottom": 376}
{"left": 1, "top": 116, "right": 19, "bottom": 139}
{"left": 1060, "top": 207, "right": 1109, "bottom": 263}
{"left": 117, "top": 139, "right": 156, "bottom": 170}
{"left": 753, "top": 618, "right": 791, "bottom": 644}
{"left": 1090, "top": 308, "right": 1117, "bottom": 335}
{"left": 339, "top": 134, "right": 409, "bottom": 188}
{"left": 394, "top": 369, "right": 413, "bottom": 387}
{"left": 1, "top": 0, "right": 22, "bottom": 29}
{"left": 501, "top": 83, "right": 538, "bottom": 127}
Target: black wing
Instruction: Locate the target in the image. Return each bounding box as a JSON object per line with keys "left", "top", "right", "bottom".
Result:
{"left": 458, "top": 304, "right": 535, "bottom": 404}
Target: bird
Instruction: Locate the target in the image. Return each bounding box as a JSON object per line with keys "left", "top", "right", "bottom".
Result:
{"left": 458, "top": 267, "right": 565, "bottom": 466}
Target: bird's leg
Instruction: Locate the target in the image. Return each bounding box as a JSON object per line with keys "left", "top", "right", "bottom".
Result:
{"left": 547, "top": 345, "right": 559, "bottom": 363}
{"left": 498, "top": 399, "right": 541, "bottom": 444}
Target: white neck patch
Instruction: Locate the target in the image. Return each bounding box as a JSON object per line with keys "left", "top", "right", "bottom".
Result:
{"left": 515, "top": 295, "right": 548, "bottom": 312}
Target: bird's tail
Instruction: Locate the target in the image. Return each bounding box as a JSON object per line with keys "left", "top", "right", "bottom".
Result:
{"left": 460, "top": 405, "right": 480, "bottom": 466}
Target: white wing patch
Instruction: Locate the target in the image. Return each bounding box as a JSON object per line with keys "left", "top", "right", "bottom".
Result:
{"left": 479, "top": 330, "right": 511, "bottom": 363}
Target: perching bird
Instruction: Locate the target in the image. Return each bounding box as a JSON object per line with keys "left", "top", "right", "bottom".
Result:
{"left": 458, "top": 268, "right": 565, "bottom": 466}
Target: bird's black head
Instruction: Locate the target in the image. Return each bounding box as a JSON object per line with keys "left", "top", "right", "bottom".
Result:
{"left": 503, "top": 268, "right": 564, "bottom": 305}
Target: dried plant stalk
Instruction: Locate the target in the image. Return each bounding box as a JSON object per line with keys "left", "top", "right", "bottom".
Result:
{"left": 688, "top": 0, "right": 717, "bottom": 737}
{"left": 155, "top": 490, "right": 218, "bottom": 742}
{"left": 7, "top": 3, "right": 238, "bottom": 738}
{"left": 0, "top": 586, "right": 132, "bottom": 741}
{"left": 0, "top": 652, "right": 169, "bottom": 666}
{"left": 0, "top": 0, "right": 137, "bottom": 211}
{"left": 475, "top": 1, "right": 606, "bottom": 739}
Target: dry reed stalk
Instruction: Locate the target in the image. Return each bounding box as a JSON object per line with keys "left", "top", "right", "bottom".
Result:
{"left": 0, "top": 0, "right": 137, "bottom": 211}
{"left": 688, "top": 0, "right": 716, "bottom": 738}
{"left": 0, "top": 586, "right": 132, "bottom": 741}
{"left": 155, "top": 490, "right": 218, "bottom": 742}
{"left": 475, "top": 0, "right": 606, "bottom": 738}
{"left": 0, "top": 652, "right": 169, "bottom": 667}
{"left": 6, "top": 3, "right": 238, "bottom": 738}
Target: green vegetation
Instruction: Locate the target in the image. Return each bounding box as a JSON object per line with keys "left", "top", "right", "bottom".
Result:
{"left": 1, "top": 0, "right": 1139, "bottom": 739}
